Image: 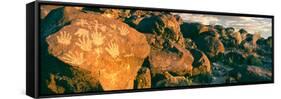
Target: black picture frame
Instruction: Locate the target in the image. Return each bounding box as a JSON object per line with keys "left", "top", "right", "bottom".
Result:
{"left": 26, "top": 1, "right": 274, "bottom": 98}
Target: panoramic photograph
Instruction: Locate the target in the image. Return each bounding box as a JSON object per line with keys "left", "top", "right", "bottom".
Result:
{"left": 39, "top": 5, "right": 273, "bottom": 95}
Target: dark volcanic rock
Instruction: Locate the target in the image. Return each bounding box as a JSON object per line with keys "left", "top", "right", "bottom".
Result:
{"left": 134, "top": 67, "right": 152, "bottom": 89}
{"left": 214, "top": 25, "right": 226, "bottom": 37}
{"left": 149, "top": 43, "right": 194, "bottom": 76}
{"left": 190, "top": 49, "right": 211, "bottom": 76}
{"left": 240, "top": 33, "right": 261, "bottom": 53}
{"left": 228, "top": 65, "right": 272, "bottom": 83}
{"left": 239, "top": 28, "right": 248, "bottom": 34}
{"left": 124, "top": 16, "right": 144, "bottom": 28}
{"left": 155, "top": 72, "right": 190, "bottom": 87}
{"left": 180, "top": 22, "right": 203, "bottom": 38}
{"left": 225, "top": 27, "right": 235, "bottom": 35}
{"left": 41, "top": 7, "right": 69, "bottom": 41}
{"left": 136, "top": 14, "right": 186, "bottom": 49}
{"left": 222, "top": 51, "right": 246, "bottom": 67}
{"left": 47, "top": 67, "right": 103, "bottom": 94}
{"left": 266, "top": 37, "right": 273, "bottom": 48}
{"left": 193, "top": 31, "right": 225, "bottom": 59}
{"left": 246, "top": 53, "right": 263, "bottom": 66}
{"left": 256, "top": 36, "right": 273, "bottom": 56}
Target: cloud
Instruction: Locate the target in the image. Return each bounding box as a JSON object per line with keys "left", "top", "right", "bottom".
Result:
{"left": 174, "top": 13, "right": 272, "bottom": 38}
{"left": 178, "top": 14, "right": 219, "bottom": 25}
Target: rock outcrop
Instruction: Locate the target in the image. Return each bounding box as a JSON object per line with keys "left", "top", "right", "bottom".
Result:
{"left": 230, "top": 32, "right": 243, "bottom": 45}
{"left": 40, "top": 5, "right": 273, "bottom": 94}
{"left": 180, "top": 22, "right": 203, "bottom": 39}
{"left": 194, "top": 31, "right": 225, "bottom": 59}
{"left": 136, "top": 14, "right": 186, "bottom": 49}
{"left": 155, "top": 72, "right": 191, "bottom": 87}
{"left": 228, "top": 65, "right": 272, "bottom": 83}
{"left": 149, "top": 43, "right": 194, "bottom": 76}
{"left": 46, "top": 12, "right": 150, "bottom": 91}
{"left": 214, "top": 25, "right": 226, "bottom": 37}
{"left": 134, "top": 67, "right": 152, "bottom": 89}
{"left": 190, "top": 49, "right": 211, "bottom": 76}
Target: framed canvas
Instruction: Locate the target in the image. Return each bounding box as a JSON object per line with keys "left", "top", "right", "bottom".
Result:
{"left": 26, "top": 1, "right": 274, "bottom": 98}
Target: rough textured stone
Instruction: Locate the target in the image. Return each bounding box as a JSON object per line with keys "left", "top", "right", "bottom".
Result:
{"left": 39, "top": 6, "right": 273, "bottom": 92}
{"left": 134, "top": 67, "right": 152, "bottom": 89}
{"left": 190, "top": 49, "right": 212, "bottom": 76}
{"left": 194, "top": 31, "right": 225, "bottom": 59}
{"left": 136, "top": 14, "right": 186, "bottom": 49}
{"left": 180, "top": 22, "right": 203, "bottom": 38}
{"left": 149, "top": 43, "right": 194, "bottom": 76}
{"left": 46, "top": 12, "right": 150, "bottom": 91}
{"left": 230, "top": 32, "right": 242, "bottom": 45}
{"left": 155, "top": 72, "right": 190, "bottom": 87}
{"left": 228, "top": 65, "right": 272, "bottom": 83}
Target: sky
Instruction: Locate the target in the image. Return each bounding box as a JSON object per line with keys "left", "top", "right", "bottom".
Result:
{"left": 174, "top": 13, "right": 272, "bottom": 38}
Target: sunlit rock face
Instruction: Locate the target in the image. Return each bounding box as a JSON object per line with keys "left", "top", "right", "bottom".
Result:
{"left": 46, "top": 12, "right": 150, "bottom": 91}
{"left": 40, "top": 5, "right": 273, "bottom": 95}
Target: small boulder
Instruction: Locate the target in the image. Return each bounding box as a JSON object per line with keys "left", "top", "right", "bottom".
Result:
{"left": 136, "top": 14, "right": 186, "bottom": 49}
{"left": 180, "top": 22, "right": 202, "bottom": 38}
{"left": 149, "top": 43, "right": 194, "bottom": 76}
{"left": 155, "top": 72, "right": 190, "bottom": 87}
{"left": 230, "top": 32, "right": 242, "bottom": 45}
{"left": 225, "top": 27, "right": 235, "bottom": 35}
{"left": 190, "top": 49, "right": 211, "bottom": 76}
{"left": 222, "top": 51, "right": 246, "bottom": 66}
{"left": 134, "top": 67, "right": 152, "bottom": 89}
{"left": 214, "top": 25, "right": 226, "bottom": 37}
{"left": 194, "top": 31, "right": 225, "bottom": 59}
